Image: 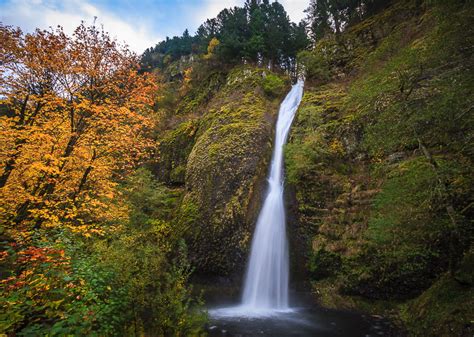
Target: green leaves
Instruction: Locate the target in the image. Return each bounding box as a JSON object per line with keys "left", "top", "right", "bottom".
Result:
{"left": 262, "top": 74, "right": 286, "bottom": 97}
{"left": 142, "top": 0, "right": 309, "bottom": 72}
{"left": 1, "top": 167, "right": 206, "bottom": 336}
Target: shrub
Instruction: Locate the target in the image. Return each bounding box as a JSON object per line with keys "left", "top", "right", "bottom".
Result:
{"left": 262, "top": 73, "right": 286, "bottom": 97}
{"left": 297, "top": 50, "right": 331, "bottom": 82}
{"left": 0, "top": 168, "right": 206, "bottom": 336}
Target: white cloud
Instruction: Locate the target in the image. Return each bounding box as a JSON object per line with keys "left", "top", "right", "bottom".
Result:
{"left": 190, "top": 0, "right": 308, "bottom": 30}
{"left": 191, "top": 0, "right": 242, "bottom": 29}
{"left": 0, "top": 0, "right": 162, "bottom": 53}
{"left": 278, "top": 0, "right": 308, "bottom": 23}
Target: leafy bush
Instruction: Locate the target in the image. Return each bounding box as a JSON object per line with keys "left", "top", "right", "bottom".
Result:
{"left": 262, "top": 73, "right": 286, "bottom": 97}
{"left": 297, "top": 50, "right": 331, "bottom": 82}
{"left": 93, "top": 223, "right": 206, "bottom": 336}
{"left": 0, "top": 168, "right": 206, "bottom": 336}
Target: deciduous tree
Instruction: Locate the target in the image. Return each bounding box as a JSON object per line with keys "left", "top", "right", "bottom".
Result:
{"left": 0, "top": 23, "right": 157, "bottom": 240}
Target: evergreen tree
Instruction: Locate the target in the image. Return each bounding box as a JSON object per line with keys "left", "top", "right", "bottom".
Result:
{"left": 140, "top": 0, "right": 310, "bottom": 72}
{"left": 263, "top": 2, "right": 291, "bottom": 68}
{"left": 214, "top": 7, "right": 250, "bottom": 62}
{"left": 305, "top": 0, "right": 392, "bottom": 41}
{"left": 245, "top": 0, "right": 267, "bottom": 62}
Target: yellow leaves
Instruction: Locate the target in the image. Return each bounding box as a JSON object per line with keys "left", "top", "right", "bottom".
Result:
{"left": 28, "top": 208, "right": 60, "bottom": 228}
{"left": 328, "top": 139, "right": 345, "bottom": 155}
{"left": 28, "top": 161, "right": 60, "bottom": 176}
{"left": 183, "top": 67, "right": 193, "bottom": 84}
{"left": 68, "top": 225, "right": 90, "bottom": 234}
{"left": 104, "top": 191, "right": 115, "bottom": 199}
{"left": 67, "top": 224, "right": 107, "bottom": 238}
{"left": 180, "top": 67, "right": 193, "bottom": 96}
{"left": 204, "top": 37, "right": 220, "bottom": 60}
{"left": 1, "top": 22, "right": 158, "bottom": 236}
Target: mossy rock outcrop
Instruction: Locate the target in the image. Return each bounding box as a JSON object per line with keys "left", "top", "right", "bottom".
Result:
{"left": 400, "top": 247, "right": 474, "bottom": 337}
{"left": 286, "top": 1, "right": 473, "bottom": 335}
{"left": 156, "top": 120, "right": 199, "bottom": 185}
{"left": 158, "top": 66, "right": 289, "bottom": 275}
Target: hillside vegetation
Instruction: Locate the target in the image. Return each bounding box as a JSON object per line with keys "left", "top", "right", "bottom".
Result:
{"left": 287, "top": 1, "right": 473, "bottom": 335}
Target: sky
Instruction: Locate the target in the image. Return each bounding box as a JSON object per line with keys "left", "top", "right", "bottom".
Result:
{"left": 0, "top": 0, "right": 309, "bottom": 54}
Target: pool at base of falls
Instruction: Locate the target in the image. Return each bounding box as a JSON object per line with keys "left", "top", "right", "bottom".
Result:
{"left": 207, "top": 303, "right": 400, "bottom": 337}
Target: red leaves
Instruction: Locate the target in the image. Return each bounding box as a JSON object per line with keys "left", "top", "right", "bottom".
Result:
{"left": 17, "top": 246, "right": 66, "bottom": 265}
{"left": 0, "top": 250, "right": 9, "bottom": 261}
{"left": 1, "top": 245, "right": 71, "bottom": 292}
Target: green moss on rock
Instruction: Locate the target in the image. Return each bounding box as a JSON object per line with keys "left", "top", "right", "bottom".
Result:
{"left": 180, "top": 66, "right": 287, "bottom": 275}
{"left": 155, "top": 120, "right": 199, "bottom": 185}
{"left": 286, "top": 1, "right": 474, "bottom": 335}
{"left": 401, "top": 249, "right": 473, "bottom": 336}
{"left": 262, "top": 73, "right": 287, "bottom": 97}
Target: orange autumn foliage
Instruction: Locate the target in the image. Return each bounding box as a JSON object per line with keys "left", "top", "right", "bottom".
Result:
{"left": 0, "top": 23, "right": 158, "bottom": 241}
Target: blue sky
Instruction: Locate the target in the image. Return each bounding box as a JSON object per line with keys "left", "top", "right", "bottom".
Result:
{"left": 0, "top": 0, "right": 308, "bottom": 53}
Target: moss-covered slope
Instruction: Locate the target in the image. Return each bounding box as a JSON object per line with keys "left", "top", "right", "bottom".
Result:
{"left": 155, "top": 65, "right": 288, "bottom": 275}
{"left": 288, "top": 0, "right": 473, "bottom": 335}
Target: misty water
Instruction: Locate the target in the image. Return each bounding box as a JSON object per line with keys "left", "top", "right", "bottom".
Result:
{"left": 207, "top": 81, "right": 398, "bottom": 336}
{"left": 207, "top": 291, "right": 398, "bottom": 337}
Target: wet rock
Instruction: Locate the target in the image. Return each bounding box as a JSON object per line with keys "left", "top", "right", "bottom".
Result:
{"left": 387, "top": 151, "right": 406, "bottom": 163}
{"left": 182, "top": 67, "right": 285, "bottom": 275}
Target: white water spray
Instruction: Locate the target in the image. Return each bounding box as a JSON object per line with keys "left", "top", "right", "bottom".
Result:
{"left": 241, "top": 79, "right": 304, "bottom": 311}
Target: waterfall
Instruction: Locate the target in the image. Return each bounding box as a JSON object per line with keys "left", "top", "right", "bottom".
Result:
{"left": 241, "top": 80, "right": 304, "bottom": 310}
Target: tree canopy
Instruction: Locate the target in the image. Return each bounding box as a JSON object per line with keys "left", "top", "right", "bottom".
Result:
{"left": 305, "top": 0, "right": 392, "bottom": 40}
{"left": 0, "top": 23, "right": 157, "bottom": 235}
{"left": 1, "top": 23, "right": 206, "bottom": 336}
{"left": 141, "top": 0, "right": 310, "bottom": 71}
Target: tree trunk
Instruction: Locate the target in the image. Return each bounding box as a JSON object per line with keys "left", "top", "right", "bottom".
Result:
{"left": 12, "top": 131, "right": 82, "bottom": 226}
{"left": 72, "top": 149, "right": 96, "bottom": 201}
{"left": 1, "top": 101, "right": 44, "bottom": 188}
{"left": 0, "top": 155, "right": 18, "bottom": 188}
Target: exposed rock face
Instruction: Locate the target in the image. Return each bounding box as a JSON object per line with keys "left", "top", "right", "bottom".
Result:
{"left": 157, "top": 66, "right": 288, "bottom": 275}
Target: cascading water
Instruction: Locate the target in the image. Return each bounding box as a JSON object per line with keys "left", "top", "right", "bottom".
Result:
{"left": 210, "top": 80, "right": 304, "bottom": 318}
{"left": 241, "top": 79, "right": 304, "bottom": 311}
{"left": 208, "top": 81, "right": 397, "bottom": 335}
